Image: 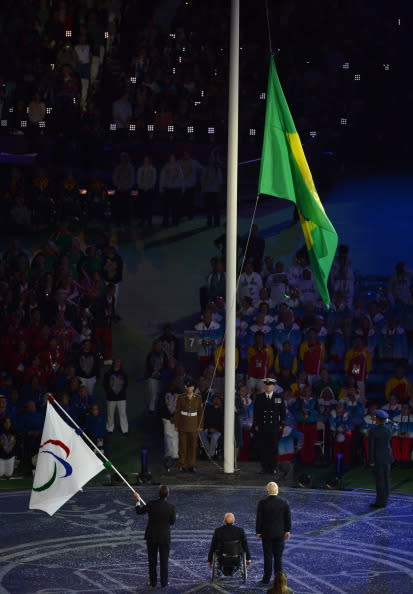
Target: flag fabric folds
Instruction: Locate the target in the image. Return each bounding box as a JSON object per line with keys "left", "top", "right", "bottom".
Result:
{"left": 258, "top": 57, "right": 338, "bottom": 307}
{"left": 29, "top": 401, "right": 104, "bottom": 516}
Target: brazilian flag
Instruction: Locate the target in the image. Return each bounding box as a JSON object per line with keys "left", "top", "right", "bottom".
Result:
{"left": 258, "top": 57, "right": 338, "bottom": 307}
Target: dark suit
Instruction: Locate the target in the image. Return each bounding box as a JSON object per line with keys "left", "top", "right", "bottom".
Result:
{"left": 136, "top": 497, "right": 176, "bottom": 587}
{"left": 256, "top": 494, "right": 291, "bottom": 580}
{"left": 369, "top": 422, "right": 396, "bottom": 507}
{"left": 208, "top": 523, "right": 251, "bottom": 563}
{"left": 253, "top": 391, "right": 286, "bottom": 472}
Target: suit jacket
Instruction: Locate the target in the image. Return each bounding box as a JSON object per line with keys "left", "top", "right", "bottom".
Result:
{"left": 368, "top": 423, "right": 396, "bottom": 466}
{"left": 256, "top": 495, "right": 291, "bottom": 540}
{"left": 253, "top": 391, "right": 286, "bottom": 432}
{"left": 208, "top": 523, "right": 251, "bottom": 562}
{"left": 136, "top": 498, "right": 176, "bottom": 544}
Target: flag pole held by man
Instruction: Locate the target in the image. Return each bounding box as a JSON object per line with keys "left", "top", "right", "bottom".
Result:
{"left": 258, "top": 56, "right": 338, "bottom": 307}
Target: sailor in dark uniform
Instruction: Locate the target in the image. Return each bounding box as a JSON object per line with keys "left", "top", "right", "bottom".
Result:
{"left": 253, "top": 378, "right": 286, "bottom": 474}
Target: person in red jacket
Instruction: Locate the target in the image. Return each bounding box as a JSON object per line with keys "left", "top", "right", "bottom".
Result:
{"left": 344, "top": 336, "right": 372, "bottom": 396}
{"left": 247, "top": 332, "right": 274, "bottom": 393}
{"left": 299, "top": 329, "right": 325, "bottom": 385}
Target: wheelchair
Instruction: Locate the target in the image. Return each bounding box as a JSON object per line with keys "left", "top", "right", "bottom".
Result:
{"left": 211, "top": 540, "right": 248, "bottom": 583}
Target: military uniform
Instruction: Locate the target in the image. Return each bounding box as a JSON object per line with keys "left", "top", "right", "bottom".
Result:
{"left": 175, "top": 392, "right": 204, "bottom": 470}
{"left": 369, "top": 410, "right": 398, "bottom": 507}
{"left": 253, "top": 388, "right": 286, "bottom": 473}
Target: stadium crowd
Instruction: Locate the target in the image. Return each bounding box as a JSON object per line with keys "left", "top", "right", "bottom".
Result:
{"left": 151, "top": 243, "right": 413, "bottom": 473}
{"left": 0, "top": 226, "right": 128, "bottom": 478}
{"left": 1, "top": 0, "right": 413, "bottom": 480}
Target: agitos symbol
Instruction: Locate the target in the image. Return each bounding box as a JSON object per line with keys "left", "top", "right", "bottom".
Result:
{"left": 33, "top": 439, "right": 73, "bottom": 492}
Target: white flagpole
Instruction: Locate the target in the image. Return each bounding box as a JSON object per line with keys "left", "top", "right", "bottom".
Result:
{"left": 47, "top": 395, "right": 145, "bottom": 503}
{"left": 223, "top": 0, "right": 239, "bottom": 474}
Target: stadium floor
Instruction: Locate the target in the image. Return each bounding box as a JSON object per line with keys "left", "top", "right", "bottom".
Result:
{"left": 1, "top": 486, "right": 413, "bottom": 594}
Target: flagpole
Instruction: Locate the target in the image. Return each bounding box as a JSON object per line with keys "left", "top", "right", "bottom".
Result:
{"left": 223, "top": 0, "right": 239, "bottom": 474}
{"left": 47, "top": 395, "right": 145, "bottom": 504}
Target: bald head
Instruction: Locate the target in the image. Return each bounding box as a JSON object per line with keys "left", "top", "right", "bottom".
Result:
{"left": 266, "top": 482, "right": 279, "bottom": 495}
{"left": 224, "top": 513, "right": 235, "bottom": 525}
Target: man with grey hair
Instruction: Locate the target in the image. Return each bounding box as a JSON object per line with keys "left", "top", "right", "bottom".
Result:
{"left": 208, "top": 512, "right": 252, "bottom": 574}
{"left": 256, "top": 482, "right": 291, "bottom": 585}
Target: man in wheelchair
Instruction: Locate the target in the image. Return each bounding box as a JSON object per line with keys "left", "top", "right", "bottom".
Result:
{"left": 208, "top": 513, "right": 252, "bottom": 581}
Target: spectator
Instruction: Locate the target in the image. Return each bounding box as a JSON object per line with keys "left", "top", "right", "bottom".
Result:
{"left": 75, "top": 339, "right": 99, "bottom": 396}
{"left": 266, "top": 262, "right": 289, "bottom": 306}
{"left": 206, "top": 258, "right": 226, "bottom": 301}
{"left": 299, "top": 329, "right": 325, "bottom": 386}
{"left": 201, "top": 155, "right": 223, "bottom": 228}
{"left": 344, "top": 336, "right": 372, "bottom": 396}
{"left": 160, "top": 388, "right": 179, "bottom": 460}
{"left": 28, "top": 92, "right": 46, "bottom": 125}
{"left": 92, "top": 283, "right": 116, "bottom": 365}
{"left": 330, "top": 245, "right": 354, "bottom": 306}
{"left": 157, "top": 324, "right": 180, "bottom": 364}
{"left": 194, "top": 310, "right": 221, "bottom": 373}
{"left": 136, "top": 155, "right": 157, "bottom": 227}
{"left": 145, "top": 340, "right": 167, "bottom": 414}
{"left": 112, "top": 152, "right": 135, "bottom": 226}
{"left": 238, "top": 261, "right": 263, "bottom": 304}
{"left": 85, "top": 403, "right": 107, "bottom": 453}
{"left": 178, "top": 150, "right": 202, "bottom": 221}
{"left": 246, "top": 331, "right": 274, "bottom": 393}
{"left": 387, "top": 262, "right": 412, "bottom": 305}
{"left": 159, "top": 153, "right": 184, "bottom": 227}
{"left": 0, "top": 417, "right": 18, "bottom": 479}
{"left": 112, "top": 92, "right": 132, "bottom": 129}
{"left": 103, "top": 358, "right": 128, "bottom": 436}
{"left": 385, "top": 366, "right": 413, "bottom": 403}
{"left": 242, "top": 224, "right": 265, "bottom": 272}
{"left": 200, "top": 394, "right": 224, "bottom": 458}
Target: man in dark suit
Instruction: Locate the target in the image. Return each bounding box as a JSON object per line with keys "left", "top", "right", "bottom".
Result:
{"left": 256, "top": 482, "right": 291, "bottom": 585}
{"left": 369, "top": 409, "right": 398, "bottom": 508}
{"left": 208, "top": 513, "right": 252, "bottom": 574}
{"left": 253, "top": 378, "right": 286, "bottom": 474}
{"left": 134, "top": 485, "right": 176, "bottom": 588}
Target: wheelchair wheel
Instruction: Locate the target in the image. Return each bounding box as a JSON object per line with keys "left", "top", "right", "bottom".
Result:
{"left": 241, "top": 552, "right": 247, "bottom": 583}
{"left": 211, "top": 552, "right": 217, "bottom": 582}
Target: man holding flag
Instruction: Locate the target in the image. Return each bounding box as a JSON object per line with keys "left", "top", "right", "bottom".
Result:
{"left": 258, "top": 57, "right": 338, "bottom": 308}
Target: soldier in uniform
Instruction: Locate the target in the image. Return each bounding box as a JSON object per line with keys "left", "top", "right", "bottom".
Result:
{"left": 253, "top": 378, "right": 286, "bottom": 474}
{"left": 175, "top": 377, "right": 204, "bottom": 472}
{"left": 369, "top": 409, "right": 398, "bottom": 508}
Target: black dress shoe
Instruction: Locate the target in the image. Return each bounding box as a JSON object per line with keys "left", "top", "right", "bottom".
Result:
{"left": 370, "top": 502, "right": 385, "bottom": 508}
{"left": 260, "top": 577, "right": 270, "bottom": 585}
{"left": 188, "top": 467, "right": 196, "bottom": 473}
{"left": 179, "top": 467, "right": 187, "bottom": 472}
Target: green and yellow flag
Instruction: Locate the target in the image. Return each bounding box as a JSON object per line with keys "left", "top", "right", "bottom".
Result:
{"left": 258, "top": 57, "right": 338, "bottom": 307}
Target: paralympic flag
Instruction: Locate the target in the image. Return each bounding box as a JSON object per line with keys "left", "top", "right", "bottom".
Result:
{"left": 258, "top": 57, "right": 338, "bottom": 307}
{"left": 29, "top": 401, "right": 105, "bottom": 516}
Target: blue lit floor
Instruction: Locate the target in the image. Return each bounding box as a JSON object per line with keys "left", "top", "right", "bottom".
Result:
{"left": 1, "top": 486, "right": 413, "bottom": 593}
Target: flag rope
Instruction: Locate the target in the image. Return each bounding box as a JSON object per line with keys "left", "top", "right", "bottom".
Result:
{"left": 47, "top": 394, "right": 145, "bottom": 504}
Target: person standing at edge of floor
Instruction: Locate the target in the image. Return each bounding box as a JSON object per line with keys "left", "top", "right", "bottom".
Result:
{"left": 368, "top": 409, "right": 398, "bottom": 508}
{"left": 134, "top": 485, "right": 176, "bottom": 589}
{"left": 256, "top": 482, "right": 292, "bottom": 586}
{"left": 174, "top": 377, "right": 203, "bottom": 472}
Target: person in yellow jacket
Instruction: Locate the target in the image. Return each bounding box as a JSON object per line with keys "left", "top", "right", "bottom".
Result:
{"left": 213, "top": 341, "right": 239, "bottom": 393}
{"left": 385, "top": 365, "right": 413, "bottom": 403}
